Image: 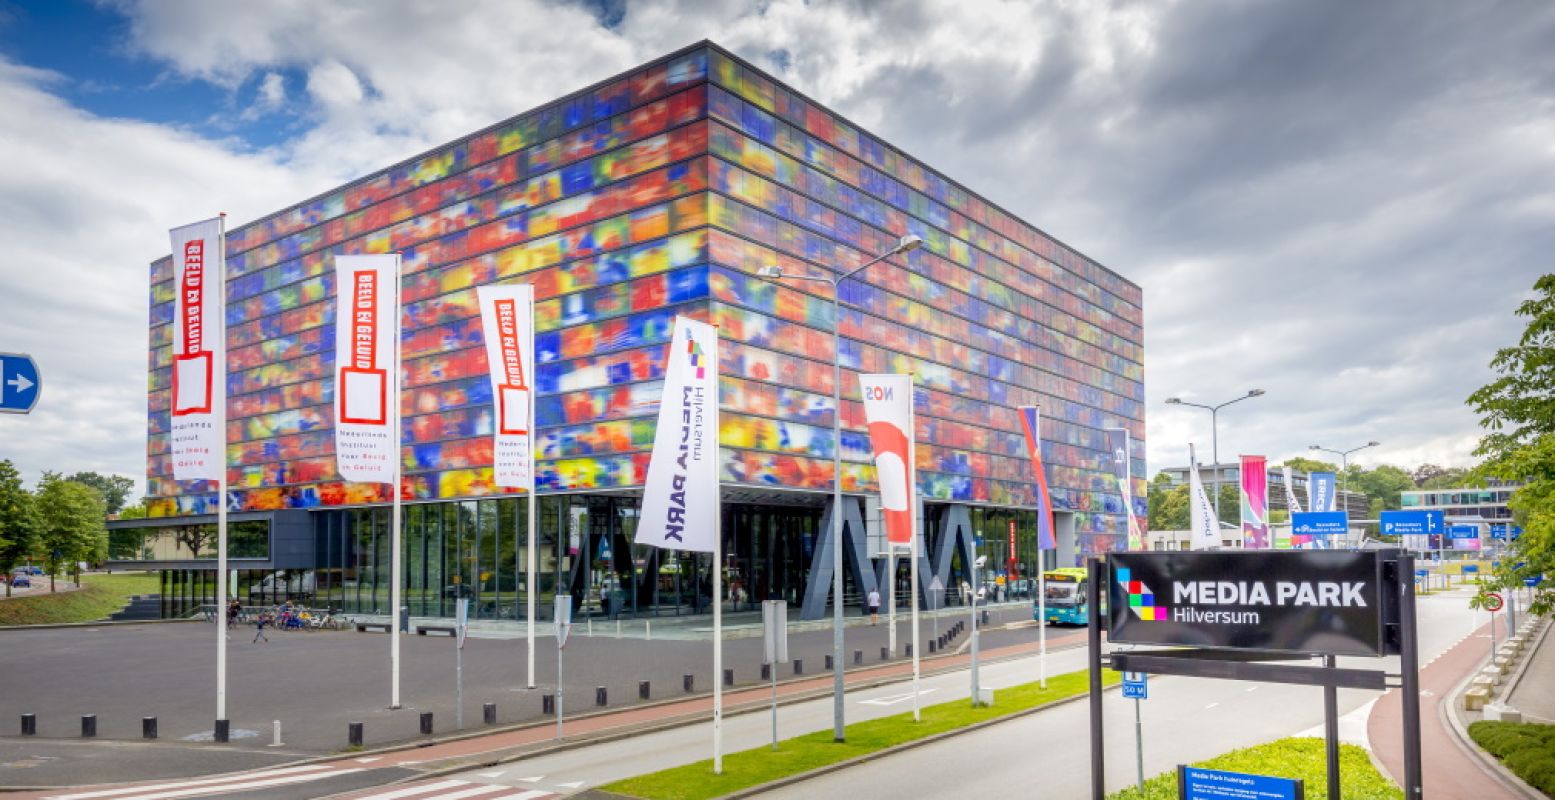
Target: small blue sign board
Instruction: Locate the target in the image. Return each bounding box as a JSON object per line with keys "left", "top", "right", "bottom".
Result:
{"left": 1179, "top": 766, "right": 1303, "bottom": 800}
{"left": 1415, "top": 569, "right": 1429, "bottom": 580}
{"left": 1490, "top": 524, "right": 1508, "bottom": 540}
{"left": 1463, "top": 564, "right": 1480, "bottom": 574}
{"left": 1292, "top": 511, "right": 1348, "bottom": 537}
{"left": 1381, "top": 510, "right": 1445, "bottom": 536}
{"left": 0, "top": 353, "right": 41, "bottom": 414}
{"left": 1528, "top": 576, "right": 1543, "bottom": 588}
{"left": 1122, "top": 671, "right": 1147, "bottom": 700}
{"left": 1449, "top": 525, "right": 1479, "bottom": 539}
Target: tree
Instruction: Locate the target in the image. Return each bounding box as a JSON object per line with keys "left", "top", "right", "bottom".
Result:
{"left": 65, "top": 472, "right": 136, "bottom": 516}
{"left": 1346, "top": 464, "right": 1415, "bottom": 514}
{"left": 1467, "top": 273, "right": 1555, "bottom": 614}
{"left": 175, "top": 524, "right": 215, "bottom": 559}
{"left": 1281, "top": 456, "right": 1338, "bottom": 474}
{"left": 0, "top": 460, "right": 40, "bottom": 598}
{"left": 34, "top": 473, "right": 106, "bottom": 592}
{"left": 1147, "top": 473, "right": 1189, "bottom": 531}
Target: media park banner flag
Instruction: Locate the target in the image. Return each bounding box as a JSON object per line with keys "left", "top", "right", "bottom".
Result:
{"left": 1018, "top": 406, "right": 1057, "bottom": 550}
{"left": 333, "top": 254, "right": 400, "bottom": 484}
{"left": 476, "top": 285, "right": 535, "bottom": 489}
{"left": 635, "top": 316, "right": 719, "bottom": 553}
{"left": 1239, "top": 455, "right": 1270, "bottom": 549}
{"left": 1308, "top": 471, "right": 1337, "bottom": 512}
{"left": 169, "top": 217, "right": 226, "bottom": 481}
{"left": 860, "top": 374, "right": 915, "bottom": 545}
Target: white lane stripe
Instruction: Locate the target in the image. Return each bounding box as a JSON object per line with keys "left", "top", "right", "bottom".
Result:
{"left": 112, "top": 769, "right": 364, "bottom": 800}
{"left": 352, "top": 780, "right": 473, "bottom": 800}
{"left": 47, "top": 766, "right": 335, "bottom": 800}
{"left": 424, "top": 786, "right": 523, "bottom": 800}
{"left": 484, "top": 792, "right": 550, "bottom": 800}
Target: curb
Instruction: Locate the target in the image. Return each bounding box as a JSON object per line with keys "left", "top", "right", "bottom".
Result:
{"left": 1442, "top": 617, "right": 1547, "bottom": 800}
{"left": 0, "top": 618, "right": 199, "bottom": 632}
{"left": 713, "top": 682, "right": 1122, "bottom": 799}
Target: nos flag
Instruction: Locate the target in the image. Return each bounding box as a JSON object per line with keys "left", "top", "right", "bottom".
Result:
{"left": 635, "top": 316, "right": 719, "bottom": 553}
{"left": 1017, "top": 406, "right": 1057, "bottom": 550}
{"left": 333, "top": 254, "right": 400, "bottom": 485}
{"left": 477, "top": 285, "right": 535, "bottom": 489}
{"left": 1240, "top": 455, "right": 1270, "bottom": 549}
{"left": 859, "top": 374, "right": 914, "bottom": 546}
{"left": 169, "top": 217, "right": 226, "bottom": 482}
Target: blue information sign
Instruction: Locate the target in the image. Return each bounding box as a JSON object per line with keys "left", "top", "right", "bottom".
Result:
{"left": 1122, "top": 671, "right": 1148, "bottom": 700}
{"left": 0, "top": 353, "right": 41, "bottom": 414}
{"left": 1292, "top": 511, "right": 1348, "bottom": 538}
{"left": 1381, "top": 510, "right": 1444, "bottom": 536}
{"left": 1414, "top": 569, "right": 1429, "bottom": 580}
{"left": 1462, "top": 564, "right": 1479, "bottom": 574}
{"left": 1180, "top": 766, "right": 1303, "bottom": 800}
{"left": 1527, "top": 575, "right": 1543, "bottom": 588}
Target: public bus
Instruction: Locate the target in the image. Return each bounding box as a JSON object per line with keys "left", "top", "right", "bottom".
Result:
{"left": 1034, "top": 567, "right": 1092, "bottom": 626}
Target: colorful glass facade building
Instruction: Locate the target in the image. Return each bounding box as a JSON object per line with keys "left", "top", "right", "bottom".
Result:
{"left": 120, "top": 42, "right": 1145, "bottom": 620}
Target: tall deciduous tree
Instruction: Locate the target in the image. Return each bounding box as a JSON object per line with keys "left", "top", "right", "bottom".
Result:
{"left": 0, "top": 460, "right": 40, "bottom": 597}
{"left": 1468, "top": 273, "right": 1555, "bottom": 614}
{"left": 34, "top": 473, "right": 107, "bottom": 592}
{"left": 64, "top": 472, "right": 136, "bottom": 516}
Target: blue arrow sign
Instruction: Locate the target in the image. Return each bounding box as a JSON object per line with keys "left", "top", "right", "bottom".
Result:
{"left": 0, "top": 353, "right": 40, "bottom": 414}
{"left": 1292, "top": 511, "right": 1348, "bottom": 537}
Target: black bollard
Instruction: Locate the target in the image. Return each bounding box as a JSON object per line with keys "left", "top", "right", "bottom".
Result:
{"left": 854, "top": 649, "right": 863, "bottom": 665}
{"left": 348, "top": 721, "right": 364, "bottom": 747}
{"left": 794, "top": 658, "right": 803, "bottom": 675}
{"left": 483, "top": 703, "right": 496, "bottom": 725}
{"left": 595, "top": 687, "right": 607, "bottom": 707}
{"left": 929, "top": 640, "right": 937, "bottom": 653}
{"left": 542, "top": 694, "right": 555, "bottom": 715}
{"left": 881, "top": 646, "right": 890, "bottom": 660}
{"left": 825, "top": 654, "right": 834, "bottom": 670}
{"left": 419, "top": 711, "right": 434, "bottom": 735}
{"left": 905, "top": 644, "right": 913, "bottom": 657}
{"left": 214, "top": 719, "right": 230, "bottom": 743}
{"left": 142, "top": 716, "right": 158, "bottom": 740}
{"left": 761, "top": 663, "right": 771, "bottom": 680}
{"left": 723, "top": 668, "right": 734, "bottom": 687}
{"left": 81, "top": 715, "right": 97, "bottom": 738}
{"left": 683, "top": 674, "right": 694, "bottom": 693}
{"left": 639, "top": 680, "right": 651, "bottom": 700}
{"left": 20, "top": 714, "right": 35, "bottom": 736}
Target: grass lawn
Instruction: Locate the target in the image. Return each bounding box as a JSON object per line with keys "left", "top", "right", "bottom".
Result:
{"left": 1468, "top": 720, "right": 1555, "bottom": 796}
{"left": 0, "top": 572, "right": 160, "bottom": 626}
{"left": 602, "top": 668, "right": 1119, "bottom": 800}
{"left": 1107, "top": 737, "right": 1401, "bottom": 800}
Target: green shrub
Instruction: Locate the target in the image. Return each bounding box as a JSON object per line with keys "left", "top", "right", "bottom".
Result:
{"left": 1470, "top": 721, "right": 1555, "bottom": 796}
{"left": 1108, "top": 737, "right": 1400, "bottom": 800}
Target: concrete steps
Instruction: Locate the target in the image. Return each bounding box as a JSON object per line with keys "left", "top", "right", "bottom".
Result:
{"left": 108, "top": 594, "right": 162, "bottom": 621}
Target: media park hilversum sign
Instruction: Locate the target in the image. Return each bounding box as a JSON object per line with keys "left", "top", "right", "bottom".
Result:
{"left": 1109, "top": 551, "right": 1387, "bottom": 657}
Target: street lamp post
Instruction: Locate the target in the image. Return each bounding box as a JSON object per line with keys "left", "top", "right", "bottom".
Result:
{"left": 759, "top": 233, "right": 922, "bottom": 743}
{"left": 1309, "top": 441, "right": 1381, "bottom": 515}
{"left": 1165, "top": 390, "right": 1266, "bottom": 523}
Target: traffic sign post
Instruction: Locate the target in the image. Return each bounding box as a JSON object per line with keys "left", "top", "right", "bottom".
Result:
{"left": 1122, "top": 672, "right": 1147, "bottom": 790}
{"left": 0, "top": 353, "right": 41, "bottom": 414}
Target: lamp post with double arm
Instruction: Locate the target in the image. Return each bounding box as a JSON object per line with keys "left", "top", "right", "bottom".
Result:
{"left": 1165, "top": 390, "right": 1266, "bottom": 523}
{"left": 1309, "top": 441, "right": 1381, "bottom": 516}
{"left": 758, "top": 232, "right": 922, "bottom": 742}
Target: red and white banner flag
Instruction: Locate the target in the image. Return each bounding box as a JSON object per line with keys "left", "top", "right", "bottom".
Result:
{"left": 333, "top": 254, "right": 400, "bottom": 484}
{"left": 477, "top": 285, "right": 535, "bottom": 489}
{"left": 635, "top": 316, "right": 720, "bottom": 553}
{"left": 169, "top": 217, "right": 226, "bottom": 482}
{"left": 860, "top": 373, "right": 915, "bottom": 546}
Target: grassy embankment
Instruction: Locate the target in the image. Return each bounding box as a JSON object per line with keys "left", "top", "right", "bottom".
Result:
{"left": 0, "top": 572, "right": 160, "bottom": 626}
{"left": 603, "top": 668, "right": 1118, "bottom": 800}
{"left": 1107, "top": 737, "right": 1401, "bottom": 800}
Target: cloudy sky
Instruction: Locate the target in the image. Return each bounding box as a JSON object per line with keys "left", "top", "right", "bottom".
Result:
{"left": 0, "top": 0, "right": 1550, "bottom": 493}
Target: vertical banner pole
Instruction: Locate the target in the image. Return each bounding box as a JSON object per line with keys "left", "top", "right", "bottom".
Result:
{"left": 888, "top": 544, "right": 896, "bottom": 655}
{"left": 1087, "top": 555, "right": 1105, "bottom": 800}
{"left": 712, "top": 328, "right": 724, "bottom": 775}
{"left": 527, "top": 360, "right": 538, "bottom": 688}
{"left": 909, "top": 389, "right": 921, "bottom": 722}
{"left": 1039, "top": 566, "right": 1047, "bottom": 689}
{"left": 390, "top": 255, "right": 403, "bottom": 710}
{"left": 214, "top": 214, "right": 228, "bottom": 727}
{"left": 1323, "top": 653, "right": 1340, "bottom": 798}
{"left": 1398, "top": 553, "right": 1424, "bottom": 798}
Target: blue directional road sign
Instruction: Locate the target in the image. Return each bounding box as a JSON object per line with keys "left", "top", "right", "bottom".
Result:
{"left": 1292, "top": 511, "right": 1348, "bottom": 538}
{"left": 1381, "top": 510, "right": 1444, "bottom": 536}
{"left": 1527, "top": 576, "right": 1542, "bottom": 588}
{"left": 1121, "top": 671, "right": 1148, "bottom": 700}
{"left": 0, "top": 353, "right": 40, "bottom": 414}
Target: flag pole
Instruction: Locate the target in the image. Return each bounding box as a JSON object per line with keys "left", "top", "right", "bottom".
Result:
{"left": 215, "top": 213, "right": 228, "bottom": 727}
{"left": 390, "top": 253, "right": 403, "bottom": 710}
{"left": 712, "top": 325, "right": 724, "bottom": 774}
{"left": 527, "top": 313, "right": 538, "bottom": 689}
{"left": 909, "top": 385, "right": 921, "bottom": 723}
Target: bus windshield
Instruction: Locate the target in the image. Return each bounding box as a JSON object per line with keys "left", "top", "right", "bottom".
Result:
{"left": 1045, "top": 581, "right": 1083, "bottom": 607}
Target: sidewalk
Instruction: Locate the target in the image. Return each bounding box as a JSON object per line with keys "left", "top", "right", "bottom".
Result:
{"left": 1367, "top": 620, "right": 1535, "bottom": 798}
{"left": 1504, "top": 617, "right": 1555, "bottom": 723}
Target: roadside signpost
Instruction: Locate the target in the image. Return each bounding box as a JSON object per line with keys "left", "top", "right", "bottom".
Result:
{"left": 1178, "top": 767, "right": 1303, "bottom": 800}
{"left": 455, "top": 598, "right": 469, "bottom": 729}
{"left": 1088, "top": 550, "right": 1419, "bottom": 800}
{"left": 762, "top": 600, "right": 789, "bottom": 751}
{"left": 555, "top": 594, "right": 572, "bottom": 739}
{"left": 1122, "top": 672, "right": 1148, "bottom": 789}
{"left": 1382, "top": 510, "right": 1444, "bottom": 552}
{"left": 1291, "top": 511, "right": 1348, "bottom": 548}
{"left": 0, "top": 353, "right": 41, "bottom": 414}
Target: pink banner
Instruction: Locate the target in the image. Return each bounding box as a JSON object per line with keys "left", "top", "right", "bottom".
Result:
{"left": 1240, "top": 455, "right": 1270, "bottom": 549}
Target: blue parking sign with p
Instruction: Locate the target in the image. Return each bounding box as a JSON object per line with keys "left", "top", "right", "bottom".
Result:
{"left": 1122, "top": 671, "right": 1148, "bottom": 700}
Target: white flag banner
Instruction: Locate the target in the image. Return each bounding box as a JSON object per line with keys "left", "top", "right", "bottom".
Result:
{"left": 477, "top": 285, "right": 535, "bottom": 489}
{"left": 169, "top": 217, "right": 226, "bottom": 482}
{"left": 1282, "top": 464, "right": 1302, "bottom": 514}
{"left": 859, "top": 374, "right": 914, "bottom": 545}
{"left": 1188, "top": 445, "right": 1220, "bottom": 551}
{"left": 333, "top": 254, "right": 400, "bottom": 484}
{"left": 635, "top": 316, "right": 719, "bottom": 552}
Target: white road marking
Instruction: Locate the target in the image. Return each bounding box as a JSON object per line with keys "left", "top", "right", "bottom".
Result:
{"left": 477, "top": 771, "right": 507, "bottom": 778}
{"left": 486, "top": 792, "right": 550, "bottom": 800}
{"left": 46, "top": 766, "right": 335, "bottom": 799}
{"left": 859, "top": 688, "right": 941, "bottom": 706}
{"left": 351, "top": 780, "right": 472, "bottom": 800}
{"left": 1204, "top": 702, "right": 1219, "bottom": 709}
{"left": 557, "top": 781, "right": 583, "bottom": 789}
{"left": 427, "top": 786, "right": 519, "bottom": 800}
{"left": 516, "top": 777, "right": 544, "bottom": 783}
{"left": 110, "top": 769, "right": 365, "bottom": 800}
{"left": 356, "top": 757, "right": 384, "bottom": 763}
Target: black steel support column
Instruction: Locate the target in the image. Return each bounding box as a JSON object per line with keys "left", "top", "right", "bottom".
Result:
{"left": 1087, "top": 555, "right": 1105, "bottom": 800}
{"left": 1323, "top": 653, "right": 1340, "bottom": 799}
{"left": 1399, "top": 553, "right": 1423, "bottom": 798}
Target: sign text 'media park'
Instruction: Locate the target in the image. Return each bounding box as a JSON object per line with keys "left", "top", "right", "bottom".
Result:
{"left": 1108, "top": 551, "right": 1393, "bottom": 657}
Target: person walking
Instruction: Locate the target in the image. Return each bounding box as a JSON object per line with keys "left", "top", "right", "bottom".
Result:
{"left": 867, "top": 586, "right": 881, "bottom": 626}
{"left": 252, "top": 611, "right": 271, "bottom": 643}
